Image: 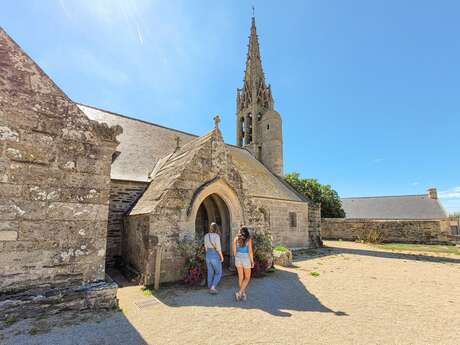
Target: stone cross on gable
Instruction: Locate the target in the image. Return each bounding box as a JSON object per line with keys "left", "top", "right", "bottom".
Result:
{"left": 213, "top": 115, "right": 220, "bottom": 129}
{"left": 175, "top": 136, "right": 181, "bottom": 149}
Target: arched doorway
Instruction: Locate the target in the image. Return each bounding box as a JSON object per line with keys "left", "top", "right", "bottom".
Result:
{"left": 195, "top": 194, "right": 231, "bottom": 266}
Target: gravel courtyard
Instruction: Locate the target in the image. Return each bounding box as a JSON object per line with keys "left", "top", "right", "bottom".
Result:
{"left": 3, "top": 240, "right": 460, "bottom": 345}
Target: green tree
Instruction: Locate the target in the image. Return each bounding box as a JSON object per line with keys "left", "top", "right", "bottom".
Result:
{"left": 284, "top": 172, "right": 345, "bottom": 218}
{"left": 449, "top": 212, "right": 460, "bottom": 220}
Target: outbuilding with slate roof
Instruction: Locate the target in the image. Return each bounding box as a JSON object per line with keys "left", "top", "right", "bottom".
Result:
{"left": 322, "top": 188, "right": 451, "bottom": 244}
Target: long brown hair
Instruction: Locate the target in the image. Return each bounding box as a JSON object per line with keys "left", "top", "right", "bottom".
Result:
{"left": 237, "top": 227, "right": 250, "bottom": 247}
{"left": 209, "top": 222, "right": 219, "bottom": 233}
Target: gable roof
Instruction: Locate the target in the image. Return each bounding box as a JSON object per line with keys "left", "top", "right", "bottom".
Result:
{"left": 130, "top": 128, "right": 220, "bottom": 216}
{"left": 78, "top": 104, "right": 304, "bottom": 203}
{"left": 341, "top": 195, "right": 448, "bottom": 220}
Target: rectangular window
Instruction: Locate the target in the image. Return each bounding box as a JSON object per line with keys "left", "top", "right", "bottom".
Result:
{"left": 289, "top": 212, "right": 297, "bottom": 228}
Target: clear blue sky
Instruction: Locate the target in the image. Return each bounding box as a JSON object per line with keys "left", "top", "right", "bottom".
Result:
{"left": 2, "top": 1, "right": 459, "bottom": 213}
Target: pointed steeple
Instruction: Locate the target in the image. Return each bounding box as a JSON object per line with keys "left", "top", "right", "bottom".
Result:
{"left": 237, "top": 16, "right": 274, "bottom": 112}
{"left": 244, "top": 17, "right": 265, "bottom": 87}
{"left": 235, "top": 13, "right": 283, "bottom": 175}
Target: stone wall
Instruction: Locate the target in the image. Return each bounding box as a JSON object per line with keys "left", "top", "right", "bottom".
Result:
{"left": 321, "top": 218, "right": 452, "bottom": 244}
{"left": 107, "top": 180, "right": 147, "bottom": 267}
{"left": 252, "top": 197, "right": 310, "bottom": 248}
{"left": 123, "top": 214, "right": 150, "bottom": 275}
{"left": 0, "top": 28, "right": 120, "bottom": 299}
{"left": 308, "top": 203, "right": 322, "bottom": 248}
{"left": 0, "top": 281, "right": 117, "bottom": 322}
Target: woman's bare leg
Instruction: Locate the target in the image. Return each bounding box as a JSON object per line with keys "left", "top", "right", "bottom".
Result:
{"left": 236, "top": 265, "right": 244, "bottom": 289}
{"left": 239, "top": 267, "right": 252, "bottom": 295}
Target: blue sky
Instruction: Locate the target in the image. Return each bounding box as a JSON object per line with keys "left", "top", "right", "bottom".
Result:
{"left": 2, "top": 0, "right": 459, "bottom": 213}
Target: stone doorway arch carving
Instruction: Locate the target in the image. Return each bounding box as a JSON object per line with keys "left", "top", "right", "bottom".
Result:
{"left": 187, "top": 178, "right": 244, "bottom": 265}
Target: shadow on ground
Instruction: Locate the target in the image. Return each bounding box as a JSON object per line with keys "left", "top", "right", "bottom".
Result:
{"left": 155, "top": 269, "right": 348, "bottom": 318}
{"left": 1, "top": 310, "right": 148, "bottom": 345}
{"left": 294, "top": 242, "right": 460, "bottom": 265}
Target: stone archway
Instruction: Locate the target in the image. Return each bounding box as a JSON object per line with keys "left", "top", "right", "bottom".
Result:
{"left": 187, "top": 178, "right": 245, "bottom": 266}
{"left": 195, "top": 194, "right": 231, "bottom": 264}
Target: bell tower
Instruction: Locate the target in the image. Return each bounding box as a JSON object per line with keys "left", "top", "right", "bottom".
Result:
{"left": 236, "top": 16, "right": 283, "bottom": 176}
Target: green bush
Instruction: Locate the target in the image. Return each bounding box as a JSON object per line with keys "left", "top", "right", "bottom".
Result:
{"left": 273, "top": 245, "right": 288, "bottom": 252}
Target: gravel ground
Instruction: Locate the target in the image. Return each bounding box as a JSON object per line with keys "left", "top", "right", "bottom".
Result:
{"left": 2, "top": 240, "right": 460, "bottom": 345}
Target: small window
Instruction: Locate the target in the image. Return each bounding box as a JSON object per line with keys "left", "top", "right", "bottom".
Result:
{"left": 267, "top": 124, "right": 270, "bottom": 130}
{"left": 289, "top": 212, "right": 297, "bottom": 228}
{"left": 257, "top": 146, "right": 262, "bottom": 160}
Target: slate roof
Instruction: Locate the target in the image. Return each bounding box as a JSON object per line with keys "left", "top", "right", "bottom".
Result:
{"left": 78, "top": 104, "right": 197, "bottom": 182}
{"left": 130, "top": 129, "right": 219, "bottom": 216}
{"left": 341, "top": 195, "right": 448, "bottom": 220}
{"left": 78, "top": 104, "right": 304, "bottom": 203}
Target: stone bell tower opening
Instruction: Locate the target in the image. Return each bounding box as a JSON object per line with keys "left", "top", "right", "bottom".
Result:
{"left": 235, "top": 15, "right": 284, "bottom": 176}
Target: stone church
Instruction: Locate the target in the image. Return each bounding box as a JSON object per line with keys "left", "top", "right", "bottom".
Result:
{"left": 79, "top": 17, "right": 321, "bottom": 283}
{"left": 0, "top": 16, "right": 320, "bottom": 313}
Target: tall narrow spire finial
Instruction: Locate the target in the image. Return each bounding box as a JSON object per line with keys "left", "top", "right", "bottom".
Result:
{"left": 252, "top": 5, "right": 255, "bottom": 17}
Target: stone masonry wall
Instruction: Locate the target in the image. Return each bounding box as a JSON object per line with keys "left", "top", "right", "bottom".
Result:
{"left": 252, "top": 197, "right": 310, "bottom": 248}
{"left": 107, "top": 180, "right": 148, "bottom": 267}
{"left": 321, "top": 218, "right": 452, "bottom": 244}
{"left": 0, "top": 28, "right": 120, "bottom": 295}
{"left": 308, "top": 203, "right": 322, "bottom": 248}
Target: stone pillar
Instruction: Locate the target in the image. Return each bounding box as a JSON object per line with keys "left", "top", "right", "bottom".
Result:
{"left": 244, "top": 115, "right": 250, "bottom": 145}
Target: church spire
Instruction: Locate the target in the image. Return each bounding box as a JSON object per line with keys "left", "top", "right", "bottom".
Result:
{"left": 237, "top": 15, "right": 274, "bottom": 112}
{"left": 244, "top": 16, "right": 265, "bottom": 88}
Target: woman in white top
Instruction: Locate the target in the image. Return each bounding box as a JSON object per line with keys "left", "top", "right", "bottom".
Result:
{"left": 204, "top": 222, "right": 224, "bottom": 294}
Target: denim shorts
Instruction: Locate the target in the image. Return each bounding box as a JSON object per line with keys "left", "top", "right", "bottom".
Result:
{"left": 235, "top": 252, "right": 251, "bottom": 268}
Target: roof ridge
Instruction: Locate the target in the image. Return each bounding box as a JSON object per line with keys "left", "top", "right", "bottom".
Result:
{"left": 77, "top": 102, "right": 244, "bottom": 150}
{"left": 342, "top": 194, "right": 427, "bottom": 200}
{"left": 77, "top": 102, "right": 200, "bottom": 139}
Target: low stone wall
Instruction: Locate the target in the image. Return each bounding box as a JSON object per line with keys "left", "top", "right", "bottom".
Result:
{"left": 0, "top": 280, "right": 118, "bottom": 322}
{"left": 321, "top": 218, "right": 452, "bottom": 244}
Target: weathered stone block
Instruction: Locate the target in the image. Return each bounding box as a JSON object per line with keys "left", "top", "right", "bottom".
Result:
{"left": 273, "top": 248, "right": 293, "bottom": 267}
{"left": 6, "top": 141, "right": 55, "bottom": 165}
{"left": 0, "top": 183, "right": 22, "bottom": 198}
{"left": 63, "top": 172, "right": 109, "bottom": 189}
{"left": 0, "top": 159, "right": 8, "bottom": 182}
{"left": 0, "top": 220, "right": 18, "bottom": 231}
{"left": 0, "top": 125, "right": 19, "bottom": 141}
{"left": 47, "top": 202, "right": 108, "bottom": 221}
{"left": 9, "top": 163, "right": 64, "bottom": 186}
{"left": 0, "top": 230, "right": 17, "bottom": 241}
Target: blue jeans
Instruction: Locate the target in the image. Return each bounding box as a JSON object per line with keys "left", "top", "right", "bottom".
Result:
{"left": 206, "top": 249, "right": 222, "bottom": 288}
